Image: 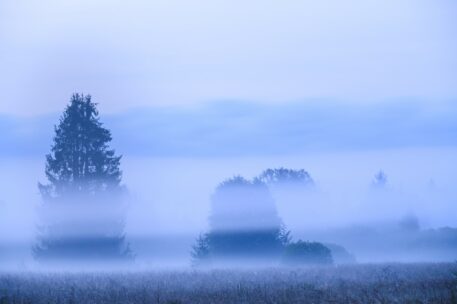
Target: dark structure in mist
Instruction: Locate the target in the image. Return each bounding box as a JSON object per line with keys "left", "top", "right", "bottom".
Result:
{"left": 193, "top": 176, "right": 289, "bottom": 265}
{"left": 34, "top": 94, "right": 132, "bottom": 263}
{"left": 372, "top": 170, "right": 387, "bottom": 188}
{"left": 256, "top": 168, "right": 314, "bottom": 187}
{"left": 282, "top": 241, "right": 332, "bottom": 265}
{"left": 324, "top": 243, "right": 356, "bottom": 264}
{"left": 192, "top": 172, "right": 335, "bottom": 266}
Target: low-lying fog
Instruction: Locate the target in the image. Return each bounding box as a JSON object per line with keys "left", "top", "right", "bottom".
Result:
{"left": 1, "top": 101, "right": 457, "bottom": 269}
{"left": 1, "top": 147, "right": 456, "bottom": 269}
{"left": 1, "top": 0, "right": 456, "bottom": 273}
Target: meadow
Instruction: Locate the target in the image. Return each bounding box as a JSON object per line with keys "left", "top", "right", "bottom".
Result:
{"left": 1, "top": 263, "right": 456, "bottom": 304}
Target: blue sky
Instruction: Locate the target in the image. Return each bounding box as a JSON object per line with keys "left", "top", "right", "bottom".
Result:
{"left": 0, "top": 0, "right": 456, "bottom": 115}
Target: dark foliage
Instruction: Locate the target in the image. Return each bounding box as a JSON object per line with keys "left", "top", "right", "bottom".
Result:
{"left": 324, "top": 243, "right": 356, "bottom": 264}
{"left": 34, "top": 93, "right": 132, "bottom": 263}
{"left": 255, "top": 168, "right": 314, "bottom": 186}
{"left": 193, "top": 176, "right": 288, "bottom": 265}
{"left": 191, "top": 234, "right": 211, "bottom": 266}
{"left": 282, "top": 240, "right": 333, "bottom": 266}
{"left": 372, "top": 170, "right": 387, "bottom": 188}
{"left": 39, "top": 94, "right": 122, "bottom": 198}
{"left": 256, "top": 168, "right": 314, "bottom": 186}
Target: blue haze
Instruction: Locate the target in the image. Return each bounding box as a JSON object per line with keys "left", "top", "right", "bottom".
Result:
{"left": 1, "top": 100, "right": 456, "bottom": 157}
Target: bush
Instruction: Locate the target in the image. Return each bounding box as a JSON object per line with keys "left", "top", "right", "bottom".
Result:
{"left": 324, "top": 243, "right": 356, "bottom": 264}
{"left": 282, "top": 241, "right": 333, "bottom": 266}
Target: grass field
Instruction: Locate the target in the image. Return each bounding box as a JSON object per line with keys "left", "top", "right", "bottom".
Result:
{"left": 1, "top": 263, "right": 456, "bottom": 303}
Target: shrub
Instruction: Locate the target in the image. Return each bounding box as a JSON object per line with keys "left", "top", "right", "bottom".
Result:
{"left": 282, "top": 241, "right": 333, "bottom": 266}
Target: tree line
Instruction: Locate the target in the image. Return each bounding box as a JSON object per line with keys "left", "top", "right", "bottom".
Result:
{"left": 34, "top": 94, "right": 378, "bottom": 266}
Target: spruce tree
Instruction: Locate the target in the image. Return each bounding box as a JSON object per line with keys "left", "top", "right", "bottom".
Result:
{"left": 34, "top": 93, "right": 132, "bottom": 263}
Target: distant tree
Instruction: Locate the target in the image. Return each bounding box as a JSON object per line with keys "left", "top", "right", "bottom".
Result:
{"left": 193, "top": 176, "right": 289, "bottom": 264}
{"left": 282, "top": 241, "right": 333, "bottom": 266}
{"left": 191, "top": 233, "right": 211, "bottom": 266}
{"left": 399, "top": 214, "right": 420, "bottom": 232}
{"left": 256, "top": 168, "right": 314, "bottom": 186}
{"left": 324, "top": 243, "right": 356, "bottom": 264}
{"left": 209, "top": 176, "right": 281, "bottom": 232}
{"left": 372, "top": 170, "right": 387, "bottom": 188}
{"left": 34, "top": 93, "right": 132, "bottom": 263}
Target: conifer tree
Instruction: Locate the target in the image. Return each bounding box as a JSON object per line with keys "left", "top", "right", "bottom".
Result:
{"left": 34, "top": 93, "right": 131, "bottom": 263}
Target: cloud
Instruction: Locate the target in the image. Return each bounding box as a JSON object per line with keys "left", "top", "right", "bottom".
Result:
{"left": 1, "top": 100, "right": 456, "bottom": 157}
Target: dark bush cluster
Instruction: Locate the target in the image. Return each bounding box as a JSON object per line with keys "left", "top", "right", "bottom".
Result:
{"left": 190, "top": 173, "right": 336, "bottom": 266}
{"left": 282, "top": 241, "right": 333, "bottom": 266}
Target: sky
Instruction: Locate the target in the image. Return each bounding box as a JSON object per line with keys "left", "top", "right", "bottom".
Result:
{"left": 0, "top": 0, "right": 456, "bottom": 115}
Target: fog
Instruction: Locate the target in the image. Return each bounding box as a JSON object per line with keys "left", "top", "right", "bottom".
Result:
{"left": 1, "top": 0, "right": 456, "bottom": 271}
{"left": 1, "top": 143, "right": 456, "bottom": 269}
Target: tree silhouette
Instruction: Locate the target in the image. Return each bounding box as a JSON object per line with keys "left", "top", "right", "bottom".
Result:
{"left": 256, "top": 168, "right": 314, "bottom": 186}
{"left": 191, "top": 233, "right": 211, "bottom": 266}
{"left": 34, "top": 93, "right": 132, "bottom": 263}
{"left": 282, "top": 241, "right": 333, "bottom": 266}
{"left": 192, "top": 176, "right": 289, "bottom": 265}
{"left": 372, "top": 170, "right": 387, "bottom": 188}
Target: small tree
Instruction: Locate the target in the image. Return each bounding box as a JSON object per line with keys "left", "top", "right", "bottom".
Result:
{"left": 34, "top": 93, "right": 132, "bottom": 263}
{"left": 191, "top": 234, "right": 211, "bottom": 266}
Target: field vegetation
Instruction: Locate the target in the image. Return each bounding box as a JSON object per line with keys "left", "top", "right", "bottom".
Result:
{"left": 1, "top": 263, "right": 456, "bottom": 304}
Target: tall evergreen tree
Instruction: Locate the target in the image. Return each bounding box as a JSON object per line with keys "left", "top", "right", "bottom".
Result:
{"left": 34, "top": 93, "right": 131, "bottom": 263}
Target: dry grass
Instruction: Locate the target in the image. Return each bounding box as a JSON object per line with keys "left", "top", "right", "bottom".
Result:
{"left": 1, "top": 263, "right": 456, "bottom": 303}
